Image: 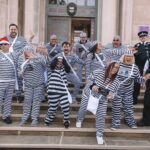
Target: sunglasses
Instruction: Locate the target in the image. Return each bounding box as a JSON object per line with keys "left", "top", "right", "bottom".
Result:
{"left": 0, "top": 43, "right": 9, "bottom": 46}
{"left": 113, "top": 39, "right": 120, "bottom": 41}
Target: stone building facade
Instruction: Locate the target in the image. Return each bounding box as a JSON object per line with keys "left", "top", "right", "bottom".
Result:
{"left": 0, "top": 0, "right": 150, "bottom": 45}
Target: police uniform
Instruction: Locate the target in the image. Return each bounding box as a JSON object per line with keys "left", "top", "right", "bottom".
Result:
{"left": 137, "top": 59, "right": 150, "bottom": 126}
{"left": 133, "top": 31, "right": 150, "bottom": 104}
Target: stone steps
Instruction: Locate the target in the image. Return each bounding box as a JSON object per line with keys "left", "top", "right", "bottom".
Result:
{"left": 0, "top": 127, "right": 149, "bottom": 149}
{"left": 0, "top": 113, "right": 143, "bottom": 124}
{"left": 11, "top": 102, "right": 144, "bottom": 113}
{"left": 0, "top": 83, "right": 147, "bottom": 149}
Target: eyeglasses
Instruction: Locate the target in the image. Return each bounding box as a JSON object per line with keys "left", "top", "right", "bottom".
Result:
{"left": 113, "top": 39, "right": 119, "bottom": 41}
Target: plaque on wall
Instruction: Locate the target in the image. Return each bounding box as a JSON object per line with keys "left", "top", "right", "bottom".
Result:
{"left": 67, "top": 2, "right": 77, "bottom": 16}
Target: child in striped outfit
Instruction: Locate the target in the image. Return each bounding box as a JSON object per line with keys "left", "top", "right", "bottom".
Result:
{"left": 45, "top": 55, "right": 71, "bottom": 128}
{"left": 20, "top": 45, "right": 46, "bottom": 126}
{"left": 111, "top": 53, "right": 150, "bottom": 130}
{"left": 76, "top": 62, "right": 120, "bottom": 144}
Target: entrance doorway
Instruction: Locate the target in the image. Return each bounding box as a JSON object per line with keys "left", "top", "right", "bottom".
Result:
{"left": 71, "top": 18, "right": 91, "bottom": 44}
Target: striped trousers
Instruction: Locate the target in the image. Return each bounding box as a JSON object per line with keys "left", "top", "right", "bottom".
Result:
{"left": 112, "top": 94, "right": 136, "bottom": 128}
{"left": 21, "top": 84, "right": 44, "bottom": 122}
{"left": 0, "top": 81, "right": 15, "bottom": 119}
{"left": 45, "top": 92, "right": 70, "bottom": 123}
{"left": 67, "top": 73, "right": 81, "bottom": 101}
{"left": 77, "top": 86, "right": 108, "bottom": 137}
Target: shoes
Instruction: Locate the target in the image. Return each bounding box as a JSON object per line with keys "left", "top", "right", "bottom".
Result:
{"left": 137, "top": 119, "right": 145, "bottom": 127}
{"left": 64, "top": 120, "right": 70, "bottom": 128}
{"left": 131, "top": 125, "right": 137, "bottom": 129}
{"left": 19, "top": 120, "right": 27, "bottom": 126}
{"left": 2, "top": 116, "right": 12, "bottom": 124}
{"left": 31, "top": 120, "right": 38, "bottom": 127}
{"left": 76, "top": 121, "right": 82, "bottom": 128}
{"left": 44, "top": 122, "right": 50, "bottom": 126}
{"left": 96, "top": 136, "right": 104, "bottom": 145}
{"left": 17, "top": 97, "right": 22, "bottom": 103}
{"left": 111, "top": 127, "right": 117, "bottom": 131}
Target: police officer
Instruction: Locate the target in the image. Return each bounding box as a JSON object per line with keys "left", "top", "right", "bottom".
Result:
{"left": 137, "top": 51, "right": 150, "bottom": 126}
{"left": 133, "top": 31, "right": 150, "bottom": 105}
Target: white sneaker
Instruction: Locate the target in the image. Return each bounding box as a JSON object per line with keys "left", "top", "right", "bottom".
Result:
{"left": 76, "top": 121, "right": 82, "bottom": 128}
{"left": 110, "top": 127, "right": 117, "bottom": 131}
{"left": 96, "top": 136, "right": 104, "bottom": 145}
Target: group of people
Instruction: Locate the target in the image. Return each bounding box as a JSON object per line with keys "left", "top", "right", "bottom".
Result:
{"left": 0, "top": 23, "right": 150, "bottom": 145}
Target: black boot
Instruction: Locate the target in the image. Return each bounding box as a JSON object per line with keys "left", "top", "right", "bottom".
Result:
{"left": 3, "top": 116, "right": 12, "bottom": 124}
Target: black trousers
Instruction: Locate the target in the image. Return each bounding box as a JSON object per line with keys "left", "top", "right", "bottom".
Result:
{"left": 133, "top": 65, "right": 143, "bottom": 104}
{"left": 142, "top": 80, "right": 150, "bottom": 125}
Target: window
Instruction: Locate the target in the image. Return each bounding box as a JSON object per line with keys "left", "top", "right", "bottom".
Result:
{"left": 68, "top": 0, "right": 76, "bottom": 4}
{"left": 49, "top": 0, "right": 57, "bottom": 4}
{"left": 59, "top": 0, "right": 67, "bottom": 5}
{"left": 77, "top": 0, "right": 85, "bottom": 6}
{"left": 87, "top": 0, "right": 95, "bottom": 6}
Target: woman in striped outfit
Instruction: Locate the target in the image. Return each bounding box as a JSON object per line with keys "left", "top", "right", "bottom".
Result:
{"left": 20, "top": 45, "right": 46, "bottom": 126}
{"left": 76, "top": 62, "right": 120, "bottom": 144}
{"left": 85, "top": 42, "right": 107, "bottom": 80}
{"left": 111, "top": 53, "right": 150, "bottom": 130}
{"left": 45, "top": 55, "right": 71, "bottom": 128}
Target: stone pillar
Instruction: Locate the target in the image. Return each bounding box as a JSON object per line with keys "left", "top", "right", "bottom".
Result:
{"left": 0, "top": 0, "right": 19, "bottom": 37}
{"left": 120, "top": 0, "right": 133, "bottom": 45}
{"left": 96, "top": 0, "right": 102, "bottom": 41}
{"left": 24, "top": 0, "right": 46, "bottom": 44}
{"left": 100, "top": 0, "right": 119, "bottom": 45}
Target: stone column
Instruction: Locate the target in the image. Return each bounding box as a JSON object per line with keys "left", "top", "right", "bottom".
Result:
{"left": 24, "top": 0, "right": 46, "bottom": 44}
{"left": 96, "top": 0, "right": 102, "bottom": 41}
{"left": 0, "top": 0, "right": 19, "bottom": 37}
{"left": 100, "top": 0, "right": 119, "bottom": 45}
{"left": 120, "top": 0, "right": 133, "bottom": 45}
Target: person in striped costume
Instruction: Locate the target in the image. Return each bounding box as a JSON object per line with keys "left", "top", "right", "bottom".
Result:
{"left": 45, "top": 55, "right": 71, "bottom": 128}
{"left": 7, "top": 23, "right": 27, "bottom": 102}
{"left": 74, "top": 32, "right": 92, "bottom": 86}
{"left": 36, "top": 45, "right": 49, "bottom": 102}
{"left": 76, "top": 62, "right": 120, "bottom": 144}
{"left": 0, "top": 37, "right": 20, "bottom": 124}
{"left": 19, "top": 45, "right": 46, "bottom": 126}
{"left": 46, "top": 34, "right": 61, "bottom": 58}
{"left": 103, "top": 35, "right": 128, "bottom": 62}
{"left": 111, "top": 53, "right": 150, "bottom": 130}
{"left": 85, "top": 42, "right": 107, "bottom": 80}
{"left": 61, "top": 41, "right": 84, "bottom": 102}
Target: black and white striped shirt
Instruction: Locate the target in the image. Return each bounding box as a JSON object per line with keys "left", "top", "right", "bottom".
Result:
{"left": 85, "top": 52, "right": 106, "bottom": 79}
{"left": 22, "top": 56, "right": 46, "bottom": 87}
{"left": 47, "top": 68, "right": 68, "bottom": 94}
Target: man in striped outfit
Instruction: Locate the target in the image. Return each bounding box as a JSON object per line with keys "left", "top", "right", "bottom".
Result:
{"left": 20, "top": 45, "right": 46, "bottom": 126}
{"left": 103, "top": 35, "right": 128, "bottom": 62}
{"left": 74, "top": 32, "right": 92, "bottom": 86}
{"left": 62, "top": 41, "right": 84, "bottom": 102}
{"left": 7, "top": 23, "right": 27, "bottom": 102}
{"left": 45, "top": 55, "right": 71, "bottom": 128}
{"left": 0, "top": 37, "right": 17, "bottom": 124}
{"left": 46, "top": 34, "right": 61, "bottom": 58}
